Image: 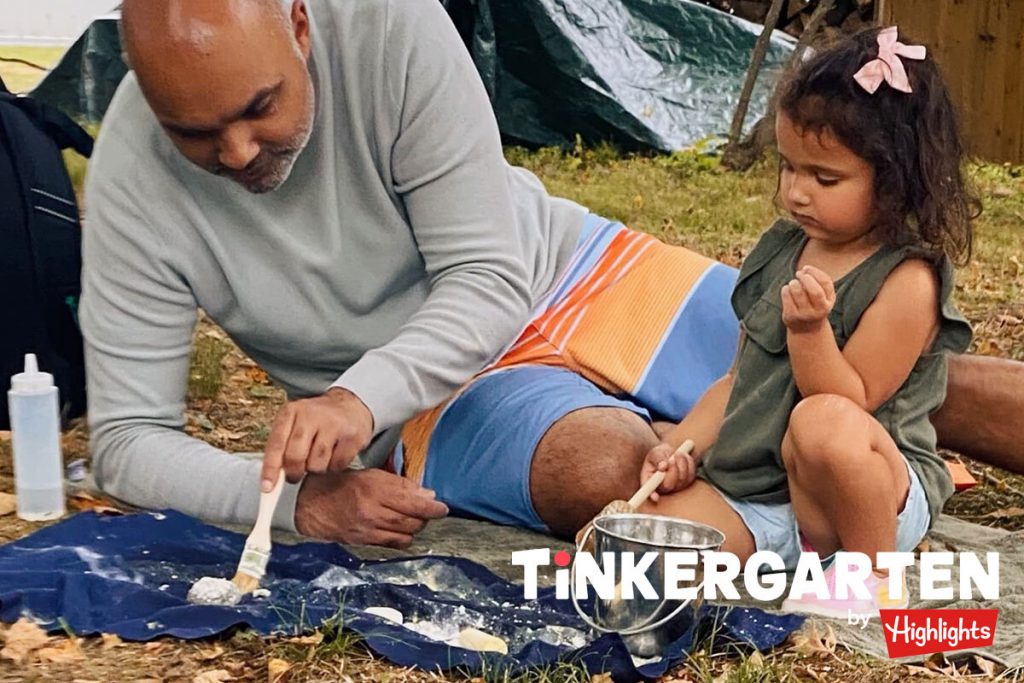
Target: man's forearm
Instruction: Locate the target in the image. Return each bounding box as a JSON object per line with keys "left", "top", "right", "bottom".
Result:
{"left": 92, "top": 423, "right": 301, "bottom": 531}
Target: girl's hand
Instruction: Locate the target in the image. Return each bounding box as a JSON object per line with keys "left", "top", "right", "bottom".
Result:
{"left": 640, "top": 442, "right": 697, "bottom": 501}
{"left": 782, "top": 265, "right": 836, "bottom": 332}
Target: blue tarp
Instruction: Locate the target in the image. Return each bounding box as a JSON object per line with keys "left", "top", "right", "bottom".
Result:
{"left": 0, "top": 510, "right": 803, "bottom": 680}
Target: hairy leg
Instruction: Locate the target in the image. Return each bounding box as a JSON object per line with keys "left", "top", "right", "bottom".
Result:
{"left": 933, "top": 354, "right": 1024, "bottom": 474}
{"left": 530, "top": 407, "right": 657, "bottom": 538}
{"left": 529, "top": 405, "right": 756, "bottom": 555}
{"left": 783, "top": 395, "right": 910, "bottom": 562}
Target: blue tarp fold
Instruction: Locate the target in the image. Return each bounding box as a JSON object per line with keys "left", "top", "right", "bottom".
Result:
{"left": 0, "top": 511, "right": 802, "bottom": 680}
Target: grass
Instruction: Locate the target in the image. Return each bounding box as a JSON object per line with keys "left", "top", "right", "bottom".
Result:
{"left": 0, "top": 45, "right": 67, "bottom": 93}
{"left": 188, "top": 330, "right": 232, "bottom": 401}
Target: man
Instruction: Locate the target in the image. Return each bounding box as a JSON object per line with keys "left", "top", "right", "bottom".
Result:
{"left": 84, "top": 0, "right": 1023, "bottom": 548}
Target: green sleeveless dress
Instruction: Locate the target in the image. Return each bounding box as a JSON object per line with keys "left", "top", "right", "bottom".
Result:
{"left": 699, "top": 219, "right": 972, "bottom": 525}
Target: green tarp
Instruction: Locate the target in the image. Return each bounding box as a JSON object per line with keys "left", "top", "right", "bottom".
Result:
{"left": 33, "top": 0, "right": 793, "bottom": 151}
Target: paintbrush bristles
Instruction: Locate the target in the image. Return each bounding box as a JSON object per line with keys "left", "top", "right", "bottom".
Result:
{"left": 230, "top": 570, "right": 261, "bottom": 595}
{"left": 231, "top": 546, "right": 270, "bottom": 594}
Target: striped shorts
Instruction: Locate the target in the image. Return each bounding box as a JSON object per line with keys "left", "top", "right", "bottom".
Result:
{"left": 391, "top": 214, "right": 741, "bottom": 530}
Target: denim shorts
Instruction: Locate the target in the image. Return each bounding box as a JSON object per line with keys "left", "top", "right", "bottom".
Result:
{"left": 720, "top": 459, "right": 931, "bottom": 570}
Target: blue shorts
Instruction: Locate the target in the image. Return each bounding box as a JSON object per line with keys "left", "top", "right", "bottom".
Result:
{"left": 721, "top": 459, "right": 931, "bottom": 570}
{"left": 393, "top": 214, "right": 741, "bottom": 531}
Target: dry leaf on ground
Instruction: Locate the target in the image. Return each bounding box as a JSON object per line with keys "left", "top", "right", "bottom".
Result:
{"left": 789, "top": 621, "right": 837, "bottom": 657}
{"left": 37, "top": 638, "right": 83, "bottom": 664}
{"left": 983, "top": 506, "right": 1024, "bottom": 519}
{"left": 193, "top": 670, "right": 233, "bottom": 683}
{"left": 0, "top": 492, "right": 17, "bottom": 517}
{"left": 288, "top": 633, "right": 323, "bottom": 646}
{"left": 973, "top": 655, "right": 997, "bottom": 676}
{"left": 197, "top": 644, "right": 225, "bottom": 661}
{"left": 268, "top": 657, "right": 291, "bottom": 683}
{"left": 101, "top": 633, "right": 123, "bottom": 649}
{"left": 0, "top": 618, "right": 50, "bottom": 663}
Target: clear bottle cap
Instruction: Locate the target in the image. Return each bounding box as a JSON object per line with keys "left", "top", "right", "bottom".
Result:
{"left": 10, "top": 354, "right": 55, "bottom": 394}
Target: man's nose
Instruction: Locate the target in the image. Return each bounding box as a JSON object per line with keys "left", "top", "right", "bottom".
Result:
{"left": 217, "top": 126, "right": 260, "bottom": 171}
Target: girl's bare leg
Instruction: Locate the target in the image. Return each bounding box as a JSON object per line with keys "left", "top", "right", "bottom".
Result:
{"left": 782, "top": 394, "right": 910, "bottom": 564}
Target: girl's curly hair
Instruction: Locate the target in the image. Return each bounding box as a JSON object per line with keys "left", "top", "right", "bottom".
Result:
{"left": 776, "top": 26, "right": 980, "bottom": 266}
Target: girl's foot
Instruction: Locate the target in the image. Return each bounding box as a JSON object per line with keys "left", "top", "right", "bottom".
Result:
{"left": 781, "top": 565, "right": 908, "bottom": 619}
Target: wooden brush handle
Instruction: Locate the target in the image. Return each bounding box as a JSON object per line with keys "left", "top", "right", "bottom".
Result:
{"left": 627, "top": 439, "right": 695, "bottom": 508}
{"left": 251, "top": 471, "right": 285, "bottom": 544}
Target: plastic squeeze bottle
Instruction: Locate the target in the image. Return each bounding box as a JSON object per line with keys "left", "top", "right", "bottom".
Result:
{"left": 7, "top": 354, "right": 65, "bottom": 520}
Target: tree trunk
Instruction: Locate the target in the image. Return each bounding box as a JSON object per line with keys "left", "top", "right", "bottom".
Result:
{"left": 724, "top": 0, "right": 787, "bottom": 148}
{"left": 722, "top": 0, "right": 836, "bottom": 171}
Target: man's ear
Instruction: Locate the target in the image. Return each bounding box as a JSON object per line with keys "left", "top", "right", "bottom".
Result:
{"left": 291, "top": 0, "right": 310, "bottom": 60}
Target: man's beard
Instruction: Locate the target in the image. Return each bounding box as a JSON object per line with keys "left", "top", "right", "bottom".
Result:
{"left": 215, "top": 82, "right": 315, "bottom": 194}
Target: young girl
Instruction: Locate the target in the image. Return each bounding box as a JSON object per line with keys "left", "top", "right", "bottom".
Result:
{"left": 640, "top": 25, "right": 978, "bottom": 617}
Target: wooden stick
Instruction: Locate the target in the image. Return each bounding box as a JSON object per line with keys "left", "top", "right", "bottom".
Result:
{"left": 627, "top": 439, "right": 695, "bottom": 508}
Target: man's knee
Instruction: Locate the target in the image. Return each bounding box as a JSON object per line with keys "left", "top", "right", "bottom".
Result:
{"left": 530, "top": 407, "right": 657, "bottom": 536}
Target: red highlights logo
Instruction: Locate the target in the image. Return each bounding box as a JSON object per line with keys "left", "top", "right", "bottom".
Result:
{"left": 880, "top": 610, "right": 998, "bottom": 658}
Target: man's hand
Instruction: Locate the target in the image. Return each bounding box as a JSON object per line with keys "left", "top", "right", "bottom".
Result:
{"left": 781, "top": 265, "right": 836, "bottom": 332}
{"left": 261, "top": 387, "right": 374, "bottom": 492}
{"left": 640, "top": 442, "right": 697, "bottom": 502}
{"left": 294, "top": 468, "right": 449, "bottom": 547}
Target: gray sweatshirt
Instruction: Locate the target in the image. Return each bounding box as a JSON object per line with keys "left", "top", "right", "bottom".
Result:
{"left": 80, "top": 0, "right": 587, "bottom": 532}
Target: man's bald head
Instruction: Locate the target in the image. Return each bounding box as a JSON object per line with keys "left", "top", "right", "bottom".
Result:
{"left": 121, "top": 0, "right": 316, "bottom": 193}
{"left": 121, "top": 0, "right": 290, "bottom": 62}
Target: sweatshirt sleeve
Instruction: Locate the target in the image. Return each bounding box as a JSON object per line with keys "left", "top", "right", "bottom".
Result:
{"left": 331, "top": 0, "right": 534, "bottom": 432}
{"left": 81, "top": 153, "right": 301, "bottom": 532}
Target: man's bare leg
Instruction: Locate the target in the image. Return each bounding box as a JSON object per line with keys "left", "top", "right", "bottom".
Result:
{"left": 529, "top": 407, "right": 755, "bottom": 559}
{"left": 530, "top": 407, "right": 656, "bottom": 538}
{"left": 934, "top": 354, "right": 1024, "bottom": 473}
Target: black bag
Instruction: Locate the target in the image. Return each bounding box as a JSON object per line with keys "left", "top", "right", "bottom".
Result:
{"left": 0, "top": 74, "right": 93, "bottom": 429}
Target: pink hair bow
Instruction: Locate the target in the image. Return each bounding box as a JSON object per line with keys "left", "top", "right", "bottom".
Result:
{"left": 853, "top": 26, "right": 926, "bottom": 94}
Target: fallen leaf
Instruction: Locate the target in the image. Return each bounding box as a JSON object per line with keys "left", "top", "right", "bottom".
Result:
{"left": 268, "top": 658, "right": 291, "bottom": 683}
{"left": 591, "top": 674, "right": 614, "bottom": 683}
{"left": 203, "top": 329, "right": 227, "bottom": 341}
{"left": 788, "top": 621, "right": 836, "bottom": 657}
{"left": 37, "top": 639, "right": 83, "bottom": 664}
{"left": 246, "top": 367, "right": 269, "bottom": 384}
{"left": 802, "top": 666, "right": 826, "bottom": 682}
{"left": 101, "top": 633, "right": 123, "bottom": 650}
{"left": 0, "top": 492, "right": 16, "bottom": 517}
{"left": 144, "top": 641, "right": 166, "bottom": 653}
{"left": 212, "top": 428, "right": 248, "bottom": 442}
{"left": 73, "top": 679, "right": 101, "bottom": 683}
{"left": 249, "top": 385, "right": 279, "bottom": 399}
{"left": 996, "top": 314, "right": 1022, "bottom": 325}
{"left": 198, "top": 644, "right": 225, "bottom": 661}
{"left": 194, "top": 670, "right": 233, "bottom": 683}
{"left": 974, "top": 655, "right": 997, "bottom": 677}
{"left": 747, "top": 650, "right": 765, "bottom": 669}
{"left": 288, "top": 633, "right": 323, "bottom": 646}
{"left": 923, "top": 652, "right": 954, "bottom": 675}
{"left": 69, "top": 491, "right": 124, "bottom": 514}
{"left": 0, "top": 619, "right": 50, "bottom": 663}
{"left": 983, "top": 506, "right": 1024, "bottom": 519}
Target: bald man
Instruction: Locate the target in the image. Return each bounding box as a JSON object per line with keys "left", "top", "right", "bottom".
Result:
{"left": 83, "top": 0, "right": 1024, "bottom": 547}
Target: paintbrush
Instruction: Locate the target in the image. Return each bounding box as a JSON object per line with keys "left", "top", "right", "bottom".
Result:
{"left": 231, "top": 470, "right": 286, "bottom": 594}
